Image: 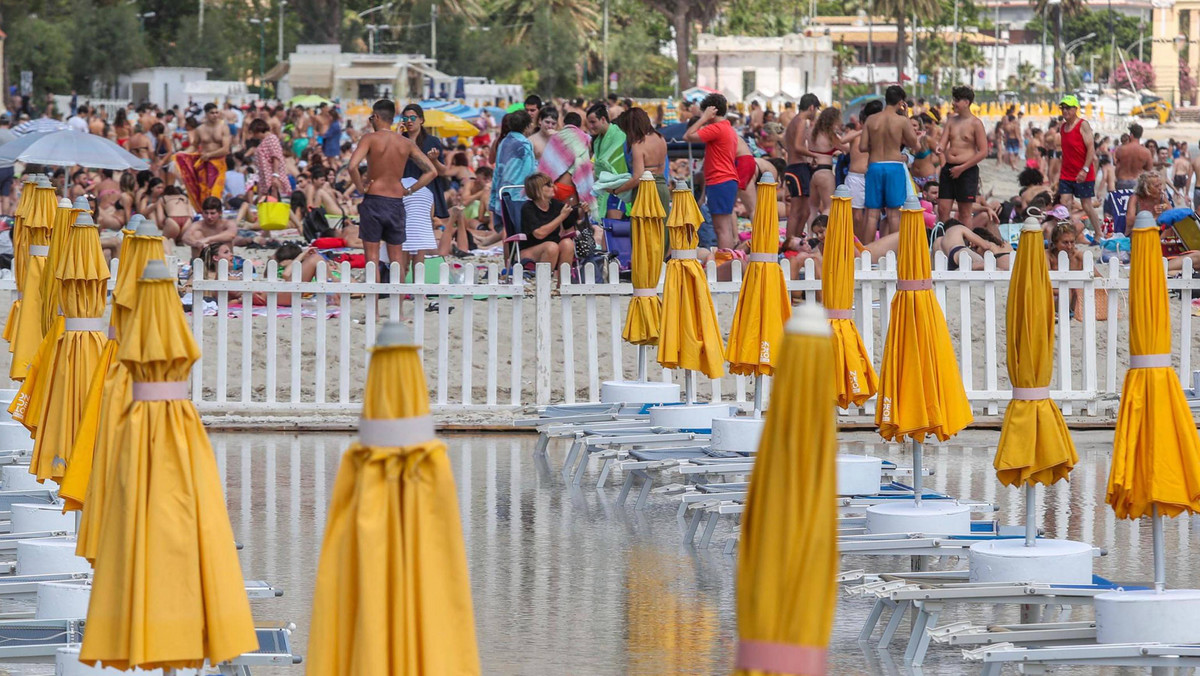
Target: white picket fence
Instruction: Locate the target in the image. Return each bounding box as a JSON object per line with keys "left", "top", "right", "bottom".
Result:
{"left": 177, "top": 251, "right": 1200, "bottom": 419}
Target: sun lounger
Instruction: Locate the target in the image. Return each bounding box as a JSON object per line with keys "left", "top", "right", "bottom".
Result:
{"left": 966, "top": 641, "right": 1200, "bottom": 675}
{"left": 0, "top": 489, "right": 55, "bottom": 527}
{"left": 0, "top": 572, "right": 282, "bottom": 600}
{"left": 0, "top": 620, "right": 302, "bottom": 668}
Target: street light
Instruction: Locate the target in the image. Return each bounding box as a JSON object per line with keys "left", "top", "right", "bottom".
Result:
{"left": 366, "top": 24, "right": 391, "bottom": 54}
{"left": 1062, "top": 32, "right": 1095, "bottom": 95}
{"left": 136, "top": 11, "right": 155, "bottom": 30}
{"left": 278, "top": 1, "right": 287, "bottom": 64}
{"left": 356, "top": 3, "right": 394, "bottom": 54}
{"left": 249, "top": 17, "right": 272, "bottom": 96}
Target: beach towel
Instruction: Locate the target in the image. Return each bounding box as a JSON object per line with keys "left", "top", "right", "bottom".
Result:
{"left": 591, "top": 126, "right": 628, "bottom": 213}
{"left": 489, "top": 132, "right": 536, "bottom": 215}
{"left": 538, "top": 126, "right": 595, "bottom": 207}
{"left": 174, "top": 152, "right": 226, "bottom": 212}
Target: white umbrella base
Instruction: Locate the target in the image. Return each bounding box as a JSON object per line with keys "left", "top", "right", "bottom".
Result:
{"left": 710, "top": 417, "right": 764, "bottom": 452}
{"left": 1096, "top": 589, "right": 1200, "bottom": 644}
{"left": 36, "top": 579, "right": 90, "bottom": 619}
{"left": 600, "top": 380, "right": 680, "bottom": 405}
{"left": 11, "top": 503, "right": 74, "bottom": 534}
{"left": 969, "top": 538, "right": 1094, "bottom": 584}
{"left": 837, "top": 454, "right": 884, "bottom": 496}
{"left": 865, "top": 501, "right": 972, "bottom": 535}
{"left": 56, "top": 647, "right": 198, "bottom": 675}
{"left": 648, "top": 403, "right": 734, "bottom": 430}
{"left": 0, "top": 421, "right": 33, "bottom": 452}
{"left": 1, "top": 464, "right": 46, "bottom": 491}
{"left": 16, "top": 537, "right": 89, "bottom": 575}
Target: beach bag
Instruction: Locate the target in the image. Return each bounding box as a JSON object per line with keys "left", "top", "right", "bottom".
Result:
{"left": 257, "top": 200, "right": 290, "bottom": 231}
{"left": 302, "top": 207, "right": 330, "bottom": 242}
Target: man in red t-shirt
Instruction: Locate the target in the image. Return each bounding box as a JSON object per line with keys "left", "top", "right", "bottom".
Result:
{"left": 1056, "top": 94, "right": 1100, "bottom": 236}
{"left": 684, "top": 93, "right": 738, "bottom": 250}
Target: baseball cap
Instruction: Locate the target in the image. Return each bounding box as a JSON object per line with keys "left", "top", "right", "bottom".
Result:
{"left": 1059, "top": 95, "right": 1079, "bottom": 108}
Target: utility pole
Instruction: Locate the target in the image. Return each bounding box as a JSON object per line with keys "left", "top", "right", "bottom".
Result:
{"left": 278, "top": 1, "right": 287, "bottom": 64}
{"left": 199, "top": 0, "right": 205, "bottom": 38}
{"left": 952, "top": 0, "right": 959, "bottom": 84}
{"left": 431, "top": 4, "right": 438, "bottom": 62}
{"left": 993, "top": 4, "right": 999, "bottom": 94}
{"left": 868, "top": 0, "right": 875, "bottom": 95}
{"left": 1109, "top": 0, "right": 1115, "bottom": 91}
{"left": 602, "top": 0, "right": 610, "bottom": 97}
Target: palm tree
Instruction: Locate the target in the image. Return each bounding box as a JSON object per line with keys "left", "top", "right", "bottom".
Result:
{"left": 916, "top": 36, "right": 950, "bottom": 93}
{"left": 872, "top": 0, "right": 941, "bottom": 85}
{"left": 833, "top": 42, "right": 858, "bottom": 102}
{"left": 490, "top": 0, "right": 598, "bottom": 42}
{"left": 1029, "top": 0, "right": 1086, "bottom": 92}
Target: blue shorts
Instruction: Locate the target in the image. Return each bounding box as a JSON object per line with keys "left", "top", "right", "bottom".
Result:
{"left": 706, "top": 179, "right": 737, "bottom": 216}
{"left": 864, "top": 162, "right": 909, "bottom": 210}
{"left": 1058, "top": 179, "right": 1095, "bottom": 199}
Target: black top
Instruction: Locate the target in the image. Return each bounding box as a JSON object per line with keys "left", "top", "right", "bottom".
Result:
{"left": 404, "top": 133, "right": 449, "bottom": 219}
{"left": 521, "top": 199, "right": 576, "bottom": 245}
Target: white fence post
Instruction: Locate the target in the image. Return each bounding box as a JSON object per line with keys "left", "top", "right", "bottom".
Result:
{"left": 535, "top": 262, "right": 552, "bottom": 406}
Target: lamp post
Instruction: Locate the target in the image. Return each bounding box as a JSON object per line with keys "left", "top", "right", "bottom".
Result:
{"left": 952, "top": 0, "right": 959, "bottom": 84}
{"left": 136, "top": 11, "right": 155, "bottom": 31}
{"left": 249, "top": 17, "right": 271, "bottom": 96}
{"left": 356, "top": 3, "right": 394, "bottom": 53}
{"left": 278, "top": 1, "right": 287, "bottom": 64}
{"left": 366, "top": 24, "right": 391, "bottom": 54}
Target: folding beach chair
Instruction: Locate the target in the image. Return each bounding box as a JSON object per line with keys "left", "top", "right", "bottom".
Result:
{"left": 497, "top": 185, "right": 528, "bottom": 274}
{"left": 601, "top": 216, "right": 633, "bottom": 271}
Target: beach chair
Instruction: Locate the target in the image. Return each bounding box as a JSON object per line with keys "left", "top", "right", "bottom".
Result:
{"left": 968, "top": 641, "right": 1200, "bottom": 675}
{"left": 601, "top": 216, "right": 634, "bottom": 270}
{"left": 497, "top": 185, "right": 528, "bottom": 274}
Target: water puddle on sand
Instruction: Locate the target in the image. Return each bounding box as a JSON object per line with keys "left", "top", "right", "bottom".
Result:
{"left": 4, "top": 429, "right": 1197, "bottom": 675}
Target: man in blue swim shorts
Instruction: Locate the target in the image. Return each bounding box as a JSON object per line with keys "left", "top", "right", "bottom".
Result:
{"left": 685, "top": 92, "right": 740, "bottom": 249}
{"left": 347, "top": 98, "right": 438, "bottom": 281}
{"left": 859, "top": 85, "right": 921, "bottom": 240}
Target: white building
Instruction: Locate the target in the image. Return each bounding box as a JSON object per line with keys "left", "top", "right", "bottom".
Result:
{"left": 265, "top": 45, "right": 494, "bottom": 104}
{"left": 116, "top": 67, "right": 211, "bottom": 111}
{"left": 976, "top": 0, "right": 1152, "bottom": 30}
{"left": 693, "top": 33, "right": 834, "bottom": 104}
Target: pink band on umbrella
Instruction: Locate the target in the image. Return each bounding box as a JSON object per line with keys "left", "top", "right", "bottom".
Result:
{"left": 747, "top": 253, "right": 777, "bottom": 263}
{"left": 826, "top": 309, "right": 853, "bottom": 320}
{"left": 632, "top": 289, "right": 658, "bottom": 297}
{"left": 735, "top": 639, "right": 827, "bottom": 674}
{"left": 1130, "top": 353, "right": 1172, "bottom": 369}
{"left": 64, "top": 317, "right": 105, "bottom": 332}
{"left": 671, "top": 249, "right": 698, "bottom": 260}
{"left": 29, "top": 246, "right": 48, "bottom": 256}
{"left": 896, "top": 279, "right": 933, "bottom": 291}
{"left": 359, "top": 415, "right": 436, "bottom": 447}
{"left": 1011, "top": 386, "right": 1050, "bottom": 400}
{"left": 131, "top": 381, "right": 190, "bottom": 401}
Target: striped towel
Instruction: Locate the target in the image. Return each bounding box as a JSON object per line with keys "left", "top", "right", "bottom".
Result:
{"left": 538, "top": 126, "right": 595, "bottom": 206}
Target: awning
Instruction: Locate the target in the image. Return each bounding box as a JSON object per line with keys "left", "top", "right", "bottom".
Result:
{"left": 263, "top": 62, "right": 289, "bottom": 83}
{"left": 406, "top": 63, "right": 453, "bottom": 80}
{"left": 290, "top": 59, "right": 335, "bottom": 90}
{"left": 335, "top": 65, "right": 400, "bottom": 81}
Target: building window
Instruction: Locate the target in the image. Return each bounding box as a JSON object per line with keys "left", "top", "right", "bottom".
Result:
{"left": 742, "top": 70, "right": 756, "bottom": 97}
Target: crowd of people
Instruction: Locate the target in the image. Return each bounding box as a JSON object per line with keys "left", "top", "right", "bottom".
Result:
{"left": 1, "top": 84, "right": 1197, "bottom": 304}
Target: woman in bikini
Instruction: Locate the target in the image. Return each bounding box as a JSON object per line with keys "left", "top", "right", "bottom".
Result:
{"left": 155, "top": 185, "right": 192, "bottom": 247}
{"left": 910, "top": 115, "right": 940, "bottom": 188}
{"left": 111, "top": 109, "right": 131, "bottom": 147}
{"left": 1044, "top": 119, "right": 1061, "bottom": 184}
{"left": 807, "top": 107, "right": 847, "bottom": 231}
{"left": 933, "top": 222, "right": 1013, "bottom": 271}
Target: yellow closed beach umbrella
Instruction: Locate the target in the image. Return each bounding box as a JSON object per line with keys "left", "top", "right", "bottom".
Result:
{"left": 658, "top": 181, "right": 725, "bottom": 387}
{"left": 995, "top": 218, "right": 1077, "bottom": 488}
{"left": 995, "top": 218, "right": 1078, "bottom": 546}
{"left": 1107, "top": 211, "right": 1200, "bottom": 523}
{"left": 308, "top": 322, "right": 480, "bottom": 675}
{"left": 10, "top": 197, "right": 87, "bottom": 433}
{"left": 623, "top": 172, "right": 666, "bottom": 361}
{"left": 81, "top": 260, "right": 257, "bottom": 670}
{"left": 26, "top": 212, "right": 110, "bottom": 483}
{"left": 4, "top": 174, "right": 41, "bottom": 347}
{"left": 735, "top": 303, "right": 837, "bottom": 676}
{"left": 726, "top": 173, "right": 790, "bottom": 380}
{"left": 61, "top": 221, "right": 165, "bottom": 526}
{"left": 8, "top": 178, "right": 59, "bottom": 381}
{"left": 823, "top": 185, "right": 878, "bottom": 408}
{"left": 875, "top": 196, "right": 972, "bottom": 502}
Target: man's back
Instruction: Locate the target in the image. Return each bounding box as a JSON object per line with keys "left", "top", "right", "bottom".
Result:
{"left": 362, "top": 130, "right": 413, "bottom": 198}
{"left": 1114, "top": 141, "right": 1150, "bottom": 180}
{"left": 864, "top": 111, "right": 907, "bottom": 163}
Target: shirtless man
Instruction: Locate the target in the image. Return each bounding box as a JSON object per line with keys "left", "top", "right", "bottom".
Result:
{"left": 782, "top": 93, "right": 821, "bottom": 239}
{"left": 779, "top": 102, "right": 796, "bottom": 127}
{"left": 530, "top": 106, "right": 559, "bottom": 159}
{"left": 88, "top": 108, "right": 106, "bottom": 136}
{"left": 1001, "top": 112, "right": 1021, "bottom": 170}
{"left": 175, "top": 103, "right": 231, "bottom": 211}
{"left": 1113, "top": 123, "right": 1152, "bottom": 191}
{"left": 182, "top": 196, "right": 237, "bottom": 259}
{"left": 125, "top": 124, "right": 152, "bottom": 161}
{"left": 1171, "top": 143, "right": 1192, "bottom": 204}
{"left": 347, "top": 98, "right": 437, "bottom": 281}
{"left": 935, "top": 86, "right": 989, "bottom": 226}
{"left": 847, "top": 100, "right": 883, "bottom": 242}
{"left": 1044, "top": 119, "right": 1061, "bottom": 188}
{"left": 859, "top": 85, "right": 920, "bottom": 239}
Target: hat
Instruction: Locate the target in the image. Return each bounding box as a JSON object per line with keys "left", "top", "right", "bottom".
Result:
{"left": 1045, "top": 205, "right": 1071, "bottom": 221}
{"left": 1059, "top": 95, "right": 1079, "bottom": 108}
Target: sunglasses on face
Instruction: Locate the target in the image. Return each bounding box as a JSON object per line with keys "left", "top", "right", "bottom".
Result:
{"left": 400, "top": 115, "right": 419, "bottom": 123}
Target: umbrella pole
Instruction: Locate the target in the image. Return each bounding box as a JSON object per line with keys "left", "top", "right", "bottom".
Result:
{"left": 1024, "top": 483, "right": 1037, "bottom": 547}
{"left": 1153, "top": 505, "right": 1165, "bottom": 592}
{"left": 912, "top": 438, "right": 922, "bottom": 507}
{"left": 752, "top": 374, "right": 763, "bottom": 418}
{"left": 637, "top": 345, "right": 647, "bottom": 381}
{"left": 684, "top": 370, "right": 695, "bottom": 404}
